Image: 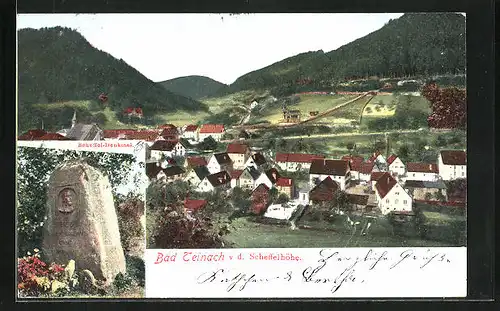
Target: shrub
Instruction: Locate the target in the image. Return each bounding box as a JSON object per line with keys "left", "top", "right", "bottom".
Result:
{"left": 112, "top": 272, "right": 134, "bottom": 292}
{"left": 116, "top": 197, "right": 144, "bottom": 255}
{"left": 365, "top": 107, "right": 372, "bottom": 113}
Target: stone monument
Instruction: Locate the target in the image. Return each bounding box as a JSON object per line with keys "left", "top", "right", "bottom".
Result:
{"left": 42, "top": 160, "right": 126, "bottom": 284}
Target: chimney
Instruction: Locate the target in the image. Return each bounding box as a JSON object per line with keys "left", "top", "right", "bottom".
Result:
{"left": 272, "top": 172, "right": 277, "bottom": 180}
{"left": 429, "top": 164, "right": 432, "bottom": 170}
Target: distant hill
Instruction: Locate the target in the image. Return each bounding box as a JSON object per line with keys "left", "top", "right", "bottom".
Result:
{"left": 218, "top": 12, "right": 465, "bottom": 96}
{"left": 18, "top": 27, "right": 208, "bottom": 130}
{"left": 158, "top": 75, "right": 226, "bottom": 99}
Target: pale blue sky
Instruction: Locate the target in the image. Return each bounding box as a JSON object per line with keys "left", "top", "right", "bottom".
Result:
{"left": 17, "top": 13, "right": 446, "bottom": 85}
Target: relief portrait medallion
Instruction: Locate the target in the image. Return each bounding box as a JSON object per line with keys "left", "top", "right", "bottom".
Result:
{"left": 57, "top": 188, "right": 77, "bottom": 213}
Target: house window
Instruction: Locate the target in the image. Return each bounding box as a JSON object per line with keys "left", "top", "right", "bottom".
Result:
{"left": 462, "top": 172, "right": 465, "bottom": 176}
{"left": 395, "top": 192, "right": 399, "bottom": 195}
{"left": 386, "top": 199, "right": 389, "bottom": 203}
{"left": 403, "top": 200, "right": 407, "bottom": 204}
{"left": 395, "top": 199, "right": 399, "bottom": 204}
{"left": 413, "top": 174, "right": 416, "bottom": 177}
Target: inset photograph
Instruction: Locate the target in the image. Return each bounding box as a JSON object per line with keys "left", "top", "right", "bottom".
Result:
{"left": 17, "top": 145, "right": 146, "bottom": 298}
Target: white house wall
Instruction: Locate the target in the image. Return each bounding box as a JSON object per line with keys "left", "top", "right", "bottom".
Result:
{"left": 405, "top": 171, "right": 439, "bottom": 181}
{"left": 389, "top": 158, "right": 406, "bottom": 176}
{"left": 376, "top": 184, "right": 413, "bottom": 215}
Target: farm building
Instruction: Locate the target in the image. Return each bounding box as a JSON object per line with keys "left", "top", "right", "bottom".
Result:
{"left": 198, "top": 124, "right": 225, "bottom": 142}
{"left": 309, "top": 159, "right": 351, "bottom": 191}
{"left": 226, "top": 143, "right": 252, "bottom": 169}
{"left": 251, "top": 184, "right": 270, "bottom": 215}
{"left": 276, "top": 153, "right": 325, "bottom": 172}
{"left": 196, "top": 171, "right": 231, "bottom": 192}
{"left": 275, "top": 177, "right": 294, "bottom": 199}
{"left": 405, "top": 163, "right": 440, "bottom": 181}
{"left": 387, "top": 154, "right": 406, "bottom": 177}
{"left": 374, "top": 172, "right": 413, "bottom": 215}
{"left": 184, "top": 166, "right": 211, "bottom": 187}
{"left": 309, "top": 177, "right": 339, "bottom": 205}
{"left": 182, "top": 124, "right": 199, "bottom": 141}
{"left": 283, "top": 109, "right": 301, "bottom": 123}
{"left": 438, "top": 150, "right": 466, "bottom": 181}
{"left": 341, "top": 155, "right": 364, "bottom": 181}
{"left": 207, "top": 152, "right": 233, "bottom": 174}
{"left": 149, "top": 140, "right": 187, "bottom": 160}
{"left": 403, "top": 180, "right": 448, "bottom": 201}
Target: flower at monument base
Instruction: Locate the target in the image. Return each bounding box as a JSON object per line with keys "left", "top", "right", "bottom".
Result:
{"left": 17, "top": 249, "right": 69, "bottom": 297}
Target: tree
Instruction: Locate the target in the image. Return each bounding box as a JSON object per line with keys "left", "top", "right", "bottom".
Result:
{"left": 277, "top": 138, "right": 288, "bottom": 151}
{"left": 346, "top": 141, "right": 356, "bottom": 153}
{"left": 276, "top": 193, "right": 290, "bottom": 204}
{"left": 422, "top": 83, "right": 466, "bottom": 129}
{"left": 198, "top": 136, "right": 218, "bottom": 151}
{"left": 269, "top": 188, "right": 279, "bottom": 203}
{"left": 230, "top": 187, "right": 252, "bottom": 213}
{"left": 397, "top": 144, "right": 411, "bottom": 163}
{"left": 332, "top": 190, "right": 353, "bottom": 215}
{"left": 371, "top": 139, "right": 386, "bottom": 154}
{"left": 90, "top": 112, "right": 108, "bottom": 126}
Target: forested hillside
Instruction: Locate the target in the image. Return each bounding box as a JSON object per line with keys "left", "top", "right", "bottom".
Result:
{"left": 218, "top": 12, "right": 465, "bottom": 96}
{"left": 158, "top": 75, "right": 226, "bottom": 99}
{"left": 18, "top": 27, "right": 208, "bottom": 130}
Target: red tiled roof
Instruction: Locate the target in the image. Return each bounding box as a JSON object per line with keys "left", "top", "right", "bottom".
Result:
{"left": 199, "top": 124, "right": 225, "bottom": 134}
{"left": 124, "top": 130, "right": 159, "bottom": 141}
{"left": 406, "top": 162, "right": 439, "bottom": 173}
{"left": 124, "top": 107, "right": 143, "bottom": 114}
{"left": 370, "top": 171, "right": 386, "bottom": 181}
{"left": 359, "top": 162, "right": 375, "bottom": 174}
{"left": 309, "top": 159, "right": 349, "bottom": 176}
{"left": 440, "top": 150, "right": 466, "bottom": 165}
{"left": 227, "top": 143, "right": 249, "bottom": 154}
{"left": 160, "top": 128, "right": 179, "bottom": 138}
{"left": 276, "top": 177, "right": 293, "bottom": 187}
{"left": 387, "top": 154, "right": 398, "bottom": 165}
{"left": 375, "top": 172, "right": 398, "bottom": 199}
{"left": 341, "top": 155, "right": 364, "bottom": 171}
{"left": 184, "top": 124, "right": 198, "bottom": 132}
{"left": 18, "top": 129, "right": 47, "bottom": 140}
{"left": 186, "top": 156, "right": 207, "bottom": 167}
{"left": 158, "top": 124, "right": 177, "bottom": 129}
{"left": 37, "top": 133, "right": 68, "bottom": 140}
{"left": 103, "top": 129, "right": 137, "bottom": 138}
{"left": 275, "top": 153, "right": 325, "bottom": 163}
{"left": 184, "top": 199, "right": 207, "bottom": 212}
{"left": 230, "top": 170, "right": 244, "bottom": 179}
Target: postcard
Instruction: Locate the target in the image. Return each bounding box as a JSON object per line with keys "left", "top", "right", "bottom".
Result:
{"left": 17, "top": 12, "right": 467, "bottom": 299}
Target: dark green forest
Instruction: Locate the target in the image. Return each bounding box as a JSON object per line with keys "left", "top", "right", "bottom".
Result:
{"left": 18, "top": 27, "right": 208, "bottom": 130}
{"left": 217, "top": 13, "right": 465, "bottom": 96}
{"left": 158, "top": 75, "right": 226, "bottom": 99}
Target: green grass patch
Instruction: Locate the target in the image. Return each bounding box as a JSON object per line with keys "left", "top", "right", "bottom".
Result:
{"left": 223, "top": 217, "right": 450, "bottom": 248}
{"left": 257, "top": 94, "right": 357, "bottom": 124}
{"left": 32, "top": 100, "right": 92, "bottom": 110}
